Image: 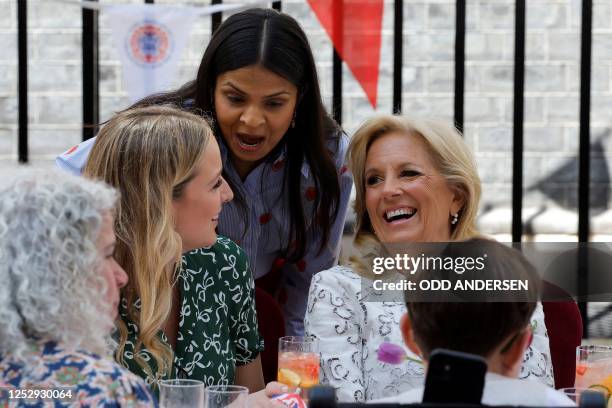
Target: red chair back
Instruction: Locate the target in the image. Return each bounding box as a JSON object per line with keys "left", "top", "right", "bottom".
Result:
{"left": 255, "top": 286, "right": 286, "bottom": 383}
{"left": 543, "top": 300, "right": 583, "bottom": 389}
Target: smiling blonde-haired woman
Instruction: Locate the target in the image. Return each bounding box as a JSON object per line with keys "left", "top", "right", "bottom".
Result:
{"left": 304, "top": 114, "right": 553, "bottom": 402}
{"left": 84, "top": 106, "right": 265, "bottom": 391}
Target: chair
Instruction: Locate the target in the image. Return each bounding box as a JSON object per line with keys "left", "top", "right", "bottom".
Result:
{"left": 255, "top": 286, "right": 285, "bottom": 383}
{"left": 542, "top": 300, "right": 583, "bottom": 389}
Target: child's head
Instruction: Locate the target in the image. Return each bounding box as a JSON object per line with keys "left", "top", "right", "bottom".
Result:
{"left": 402, "top": 238, "right": 539, "bottom": 376}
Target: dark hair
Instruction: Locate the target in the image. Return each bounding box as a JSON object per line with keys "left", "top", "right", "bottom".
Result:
{"left": 405, "top": 238, "right": 539, "bottom": 359}
{"left": 133, "top": 8, "right": 341, "bottom": 261}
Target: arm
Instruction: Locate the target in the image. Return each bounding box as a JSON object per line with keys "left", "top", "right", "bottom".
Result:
{"left": 304, "top": 269, "right": 366, "bottom": 402}
{"left": 235, "top": 355, "right": 265, "bottom": 392}
{"left": 281, "top": 135, "right": 353, "bottom": 335}
{"left": 519, "top": 302, "right": 555, "bottom": 387}
{"left": 119, "top": 378, "right": 157, "bottom": 408}
{"left": 94, "top": 368, "right": 157, "bottom": 408}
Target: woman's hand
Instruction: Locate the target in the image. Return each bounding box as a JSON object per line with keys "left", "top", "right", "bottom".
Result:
{"left": 246, "top": 382, "right": 289, "bottom": 408}
{"left": 264, "top": 381, "right": 290, "bottom": 397}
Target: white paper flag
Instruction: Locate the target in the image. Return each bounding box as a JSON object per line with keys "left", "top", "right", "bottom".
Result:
{"left": 60, "top": 0, "right": 269, "bottom": 102}
{"left": 100, "top": 1, "right": 265, "bottom": 102}
{"left": 106, "top": 4, "right": 199, "bottom": 102}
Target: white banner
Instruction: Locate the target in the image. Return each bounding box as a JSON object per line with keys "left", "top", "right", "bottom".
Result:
{"left": 107, "top": 5, "right": 199, "bottom": 102}
{"left": 61, "top": 1, "right": 268, "bottom": 102}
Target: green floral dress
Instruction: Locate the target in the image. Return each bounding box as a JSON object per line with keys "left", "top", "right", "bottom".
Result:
{"left": 118, "top": 236, "right": 264, "bottom": 386}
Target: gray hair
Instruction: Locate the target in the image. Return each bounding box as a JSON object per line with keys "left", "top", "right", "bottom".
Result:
{"left": 0, "top": 169, "right": 118, "bottom": 359}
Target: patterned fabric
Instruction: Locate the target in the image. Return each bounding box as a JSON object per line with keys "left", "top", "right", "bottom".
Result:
{"left": 215, "top": 134, "right": 352, "bottom": 336}
{"left": 304, "top": 265, "right": 555, "bottom": 402}
{"left": 56, "top": 132, "right": 353, "bottom": 337}
{"left": 0, "top": 340, "right": 155, "bottom": 407}
{"left": 118, "top": 236, "right": 264, "bottom": 386}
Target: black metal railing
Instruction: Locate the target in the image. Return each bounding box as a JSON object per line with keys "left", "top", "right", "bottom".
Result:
{"left": 83, "top": 0, "right": 99, "bottom": 142}
{"left": 15, "top": 0, "right": 595, "bottom": 335}
{"left": 578, "top": 0, "right": 593, "bottom": 337}
{"left": 512, "top": 0, "right": 525, "bottom": 246}
{"left": 454, "top": 0, "right": 465, "bottom": 132}
{"left": 17, "top": 0, "right": 27, "bottom": 163}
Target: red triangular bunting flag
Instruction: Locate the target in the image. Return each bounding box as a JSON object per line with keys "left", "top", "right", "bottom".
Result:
{"left": 307, "top": 0, "right": 384, "bottom": 107}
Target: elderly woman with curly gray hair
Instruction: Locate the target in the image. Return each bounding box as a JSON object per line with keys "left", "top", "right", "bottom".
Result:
{"left": 0, "top": 169, "right": 155, "bottom": 407}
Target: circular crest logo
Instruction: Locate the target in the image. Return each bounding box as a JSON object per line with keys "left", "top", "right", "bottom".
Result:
{"left": 127, "top": 21, "right": 172, "bottom": 67}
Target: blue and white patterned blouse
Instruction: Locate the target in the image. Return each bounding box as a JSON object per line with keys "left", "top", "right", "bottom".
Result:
{"left": 56, "top": 133, "right": 353, "bottom": 336}
{"left": 0, "top": 340, "right": 156, "bottom": 407}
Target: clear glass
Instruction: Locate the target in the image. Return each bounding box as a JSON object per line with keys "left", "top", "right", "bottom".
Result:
{"left": 575, "top": 345, "right": 612, "bottom": 390}
{"left": 204, "top": 385, "right": 248, "bottom": 408}
{"left": 159, "top": 379, "right": 205, "bottom": 408}
{"left": 560, "top": 387, "right": 588, "bottom": 403}
{"left": 561, "top": 387, "right": 607, "bottom": 404}
{"left": 278, "top": 336, "right": 320, "bottom": 398}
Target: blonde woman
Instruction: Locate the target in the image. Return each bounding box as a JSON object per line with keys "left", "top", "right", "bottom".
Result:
{"left": 0, "top": 170, "right": 154, "bottom": 406}
{"left": 83, "top": 106, "right": 265, "bottom": 391}
{"left": 304, "top": 115, "right": 553, "bottom": 401}
{"left": 57, "top": 9, "right": 353, "bottom": 338}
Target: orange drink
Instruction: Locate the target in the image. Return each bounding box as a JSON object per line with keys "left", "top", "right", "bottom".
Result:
{"left": 278, "top": 351, "right": 320, "bottom": 389}
{"left": 575, "top": 345, "right": 612, "bottom": 402}
{"left": 278, "top": 336, "right": 320, "bottom": 398}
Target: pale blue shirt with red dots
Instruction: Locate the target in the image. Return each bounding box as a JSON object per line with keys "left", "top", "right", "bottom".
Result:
{"left": 56, "top": 133, "right": 353, "bottom": 336}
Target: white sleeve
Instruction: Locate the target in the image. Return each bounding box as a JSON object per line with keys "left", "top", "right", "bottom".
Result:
{"left": 304, "top": 269, "right": 366, "bottom": 402}
{"left": 545, "top": 389, "right": 577, "bottom": 406}
{"left": 519, "top": 302, "right": 555, "bottom": 387}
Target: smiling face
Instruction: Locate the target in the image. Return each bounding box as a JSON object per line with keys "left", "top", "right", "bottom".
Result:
{"left": 364, "top": 131, "right": 463, "bottom": 243}
{"left": 173, "top": 138, "right": 234, "bottom": 251}
{"left": 97, "top": 212, "right": 128, "bottom": 321}
{"left": 214, "top": 64, "right": 298, "bottom": 179}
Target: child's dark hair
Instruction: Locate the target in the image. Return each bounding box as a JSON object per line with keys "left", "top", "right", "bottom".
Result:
{"left": 405, "top": 238, "right": 540, "bottom": 359}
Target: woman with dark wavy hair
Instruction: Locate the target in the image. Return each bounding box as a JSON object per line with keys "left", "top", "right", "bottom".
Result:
{"left": 57, "top": 8, "right": 352, "bottom": 337}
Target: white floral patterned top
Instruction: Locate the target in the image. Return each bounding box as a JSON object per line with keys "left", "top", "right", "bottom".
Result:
{"left": 304, "top": 265, "right": 554, "bottom": 402}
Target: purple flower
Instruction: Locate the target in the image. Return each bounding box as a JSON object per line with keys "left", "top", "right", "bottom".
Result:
{"left": 377, "top": 342, "right": 407, "bottom": 364}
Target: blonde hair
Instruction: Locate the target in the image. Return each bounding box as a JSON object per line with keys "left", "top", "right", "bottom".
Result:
{"left": 347, "top": 115, "right": 481, "bottom": 275}
{"left": 83, "top": 105, "right": 212, "bottom": 380}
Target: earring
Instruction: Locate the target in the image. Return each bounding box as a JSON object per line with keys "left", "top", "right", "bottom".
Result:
{"left": 450, "top": 212, "right": 459, "bottom": 225}
{"left": 291, "top": 112, "right": 296, "bottom": 128}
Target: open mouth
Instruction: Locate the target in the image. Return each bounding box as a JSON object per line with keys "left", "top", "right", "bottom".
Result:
{"left": 383, "top": 208, "right": 417, "bottom": 223}
{"left": 237, "top": 133, "right": 265, "bottom": 149}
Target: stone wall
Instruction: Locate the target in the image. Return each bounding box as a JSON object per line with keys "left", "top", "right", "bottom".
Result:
{"left": 1, "top": 0, "right": 612, "bottom": 236}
